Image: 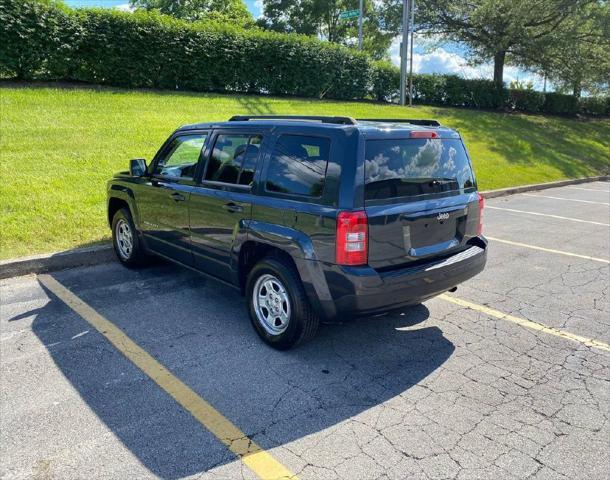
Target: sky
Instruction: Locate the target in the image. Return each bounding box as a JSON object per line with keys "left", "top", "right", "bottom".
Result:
{"left": 65, "top": 0, "right": 545, "bottom": 89}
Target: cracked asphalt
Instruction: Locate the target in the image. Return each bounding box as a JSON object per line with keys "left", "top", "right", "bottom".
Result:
{"left": 1, "top": 181, "right": 609, "bottom": 480}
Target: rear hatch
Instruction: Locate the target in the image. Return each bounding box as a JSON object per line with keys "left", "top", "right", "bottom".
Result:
{"left": 363, "top": 135, "right": 480, "bottom": 270}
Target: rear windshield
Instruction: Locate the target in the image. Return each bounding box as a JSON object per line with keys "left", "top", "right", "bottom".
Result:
{"left": 364, "top": 138, "right": 475, "bottom": 201}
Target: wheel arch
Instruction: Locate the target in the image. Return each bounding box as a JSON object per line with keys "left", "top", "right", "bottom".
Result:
{"left": 108, "top": 197, "right": 130, "bottom": 227}
{"left": 237, "top": 241, "right": 297, "bottom": 293}
{"left": 107, "top": 184, "right": 139, "bottom": 228}
{"left": 236, "top": 236, "right": 336, "bottom": 321}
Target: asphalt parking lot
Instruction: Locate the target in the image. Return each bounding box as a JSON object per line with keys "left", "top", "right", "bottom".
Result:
{"left": 1, "top": 181, "right": 609, "bottom": 480}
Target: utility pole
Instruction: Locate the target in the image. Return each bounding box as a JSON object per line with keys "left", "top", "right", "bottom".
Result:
{"left": 358, "top": 0, "right": 364, "bottom": 50}
{"left": 408, "top": 0, "right": 415, "bottom": 106}
{"left": 400, "top": 0, "right": 410, "bottom": 106}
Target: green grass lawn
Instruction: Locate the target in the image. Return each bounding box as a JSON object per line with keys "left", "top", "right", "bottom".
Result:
{"left": 1, "top": 84, "right": 609, "bottom": 260}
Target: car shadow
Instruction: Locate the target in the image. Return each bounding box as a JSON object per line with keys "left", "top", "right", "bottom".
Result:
{"left": 20, "top": 262, "right": 454, "bottom": 478}
{"left": 235, "top": 94, "right": 277, "bottom": 116}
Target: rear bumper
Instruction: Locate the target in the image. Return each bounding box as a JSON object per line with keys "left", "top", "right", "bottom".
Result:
{"left": 305, "top": 240, "right": 487, "bottom": 320}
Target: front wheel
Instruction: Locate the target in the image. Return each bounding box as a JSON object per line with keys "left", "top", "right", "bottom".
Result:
{"left": 111, "top": 208, "right": 151, "bottom": 268}
{"left": 246, "top": 257, "right": 319, "bottom": 350}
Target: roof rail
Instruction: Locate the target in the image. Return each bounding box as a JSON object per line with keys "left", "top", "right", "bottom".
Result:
{"left": 356, "top": 118, "right": 441, "bottom": 127}
{"left": 229, "top": 115, "right": 357, "bottom": 125}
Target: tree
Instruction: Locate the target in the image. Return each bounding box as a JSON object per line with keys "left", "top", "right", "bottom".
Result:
{"left": 520, "top": 1, "right": 609, "bottom": 96}
{"left": 130, "top": 0, "right": 253, "bottom": 25}
{"left": 413, "top": 0, "right": 594, "bottom": 89}
{"left": 257, "top": 0, "right": 397, "bottom": 59}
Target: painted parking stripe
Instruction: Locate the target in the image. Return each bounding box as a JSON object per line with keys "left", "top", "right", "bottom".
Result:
{"left": 486, "top": 206, "right": 610, "bottom": 226}
{"left": 522, "top": 193, "right": 610, "bottom": 206}
{"left": 567, "top": 186, "right": 610, "bottom": 193}
{"left": 439, "top": 294, "right": 610, "bottom": 353}
{"left": 486, "top": 236, "right": 610, "bottom": 264}
{"left": 38, "top": 274, "right": 297, "bottom": 480}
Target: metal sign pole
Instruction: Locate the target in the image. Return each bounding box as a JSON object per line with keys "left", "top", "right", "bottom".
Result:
{"left": 408, "top": 0, "right": 415, "bottom": 106}
{"left": 358, "top": 0, "right": 364, "bottom": 50}
{"left": 400, "top": 0, "right": 409, "bottom": 106}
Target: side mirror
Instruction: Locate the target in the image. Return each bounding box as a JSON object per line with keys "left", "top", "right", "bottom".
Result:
{"left": 129, "top": 158, "right": 147, "bottom": 177}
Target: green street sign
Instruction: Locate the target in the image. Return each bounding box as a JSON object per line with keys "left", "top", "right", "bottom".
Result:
{"left": 339, "top": 9, "right": 359, "bottom": 20}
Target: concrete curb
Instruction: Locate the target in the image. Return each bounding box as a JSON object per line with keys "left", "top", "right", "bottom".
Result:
{"left": 0, "top": 244, "right": 114, "bottom": 280}
{"left": 481, "top": 175, "right": 609, "bottom": 199}
{"left": 1, "top": 175, "right": 608, "bottom": 279}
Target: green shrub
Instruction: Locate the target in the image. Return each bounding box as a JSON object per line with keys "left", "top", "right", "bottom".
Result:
{"left": 542, "top": 93, "right": 579, "bottom": 115}
{"left": 412, "top": 74, "right": 506, "bottom": 109}
{"left": 412, "top": 74, "right": 447, "bottom": 104}
{"left": 578, "top": 96, "right": 609, "bottom": 116}
{"left": 0, "top": 1, "right": 371, "bottom": 100}
{"left": 0, "top": 0, "right": 77, "bottom": 80}
{"left": 371, "top": 61, "right": 399, "bottom": 102}
{"left": 508, "top": 89, "right": 545, "bottom": 113}
{"left": 466, "top": 79, "right": 507, "bottom": 109}
{"left": 444, "top": 75, "right": 470, "bottom": 106}
{"left": 4, "top": 0, "right": 603, "bottom": 117}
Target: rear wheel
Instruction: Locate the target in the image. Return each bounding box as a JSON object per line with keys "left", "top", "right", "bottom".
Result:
{"left": 111, "top": 208, "right": 151, "bottom": 268}
{"left": 246, "top": 257, "right": 319, "bottom": 350}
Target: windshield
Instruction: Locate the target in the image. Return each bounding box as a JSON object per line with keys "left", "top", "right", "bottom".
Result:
{"left": 364, "top": 138, "right": 475, "bottom": 202}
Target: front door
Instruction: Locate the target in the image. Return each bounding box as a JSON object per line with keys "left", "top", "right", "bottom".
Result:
{"left": 189, "top": 131, "right": 263, "bottom": 282}
{"left": 138, "top": 132, "right": 208, "bottom": 265}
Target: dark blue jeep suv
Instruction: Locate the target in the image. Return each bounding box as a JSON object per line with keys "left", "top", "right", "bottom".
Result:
{"left": 107, "top": 115, "right": 487, "bottom": 349}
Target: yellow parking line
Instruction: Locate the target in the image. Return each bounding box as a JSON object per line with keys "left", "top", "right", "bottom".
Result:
{"left": 439, "top": 294, "right": 610, "bottom": 353}
{"left": 522, "top": 193, "right": 609, "bottom": 206}
{"left": 486, "top": 236, "right": 610, "bottom": 264}
{"left": 486, "top": 206, "right": 610, "bottom": 226}
{"left": 38, "top": 274, "right": 297, "bottom": 480}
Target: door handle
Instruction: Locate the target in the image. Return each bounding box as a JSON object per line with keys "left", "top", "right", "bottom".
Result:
{"left": 171, "top": 192, "right": 186, "bottom": 202}
{"left": 224, "top": 202, "right": 243, "bottom": 213}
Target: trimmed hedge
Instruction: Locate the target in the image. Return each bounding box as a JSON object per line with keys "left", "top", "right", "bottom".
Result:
{"left": 507, "top": 89, "right": 545, "bottom": 113}
{"left": 371, "top": 61, "right": 400, "bottom": 102}
{"left": 578, "top": 96, "right": 610, "bottom": 116}
{"left": 0, "top": 0, "right": 77, "bottom": 80}
{"left": 0, "top": 0, "right": 607, "bottom": 116}
{"left": 0, "top": 1, "right": 371, "bottom": 100}
{"left": 542, "top": 93, "right": 580, "bottom": 116}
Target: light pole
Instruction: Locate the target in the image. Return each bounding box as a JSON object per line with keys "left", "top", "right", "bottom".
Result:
{"left": 358, "top": 0, "right": 364, "bottom": 50}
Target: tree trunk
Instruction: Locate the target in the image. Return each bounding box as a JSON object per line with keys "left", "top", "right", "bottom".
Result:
{"left": 493, "top": 51, "right": 506, "bottom": 90}
{"left": 572, "top": 82, "right": 582, "bottom": 98}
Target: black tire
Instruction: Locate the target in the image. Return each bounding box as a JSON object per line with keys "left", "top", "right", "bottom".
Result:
{"left": 245, "top": 256, "right": 319, "bottom": 350}
{"left": 111, "top": 208, "right": 151, "bottom": 268}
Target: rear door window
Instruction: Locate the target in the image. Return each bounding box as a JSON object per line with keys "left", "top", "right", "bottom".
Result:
{"left": 364, "top": 138, "right": 475, "bottom": 202}
{"left": 204, "top": 134, "right": 262, "bottom": 187}
{"left": 265, "top": 135, "right": 330, "bottom": 197}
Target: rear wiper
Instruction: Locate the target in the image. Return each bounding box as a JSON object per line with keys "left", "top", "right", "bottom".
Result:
{"left": 399, "top": 177, "right": 455, "bottom": 186}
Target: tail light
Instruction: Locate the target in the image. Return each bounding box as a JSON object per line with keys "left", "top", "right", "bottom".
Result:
{"left": 477, "top": 193, "right": 485, "bottom": 235}
{"left": 336, "top": 210, "right": 368, "bottom": 266}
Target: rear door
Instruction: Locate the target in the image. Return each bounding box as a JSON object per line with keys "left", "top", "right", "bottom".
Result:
{"left": 189, "top": 131, "right": 263, "bottom": 282}
{"left": 362, "top": 135, "right": 480, "bottom": 270}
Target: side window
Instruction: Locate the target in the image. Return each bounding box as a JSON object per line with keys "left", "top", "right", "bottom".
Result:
{"left": 154, "top": 134, "right": 207, "bottom": 179}
{"left": 204, "top": 134, "right": 262, "bottom": 186}
{"left": 265, "top": 135, "right": 330, "bottom": 197}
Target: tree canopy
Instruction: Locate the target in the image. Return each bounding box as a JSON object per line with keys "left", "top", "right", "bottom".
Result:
{"left": 130, "top": 0, "right": 253, "bottom": 25}
{"left": 257, "top": 0, "right": 399, "bottom": 60}
{"left": 519, "top": 0, "right": 609, "bottom": 96}
{"left": 413, "top": 0, "right": 597, "bottom": 89}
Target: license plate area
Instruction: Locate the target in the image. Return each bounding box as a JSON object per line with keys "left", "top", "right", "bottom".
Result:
{"left": 402, "top": 208, "right": 466, "bottom": 257}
